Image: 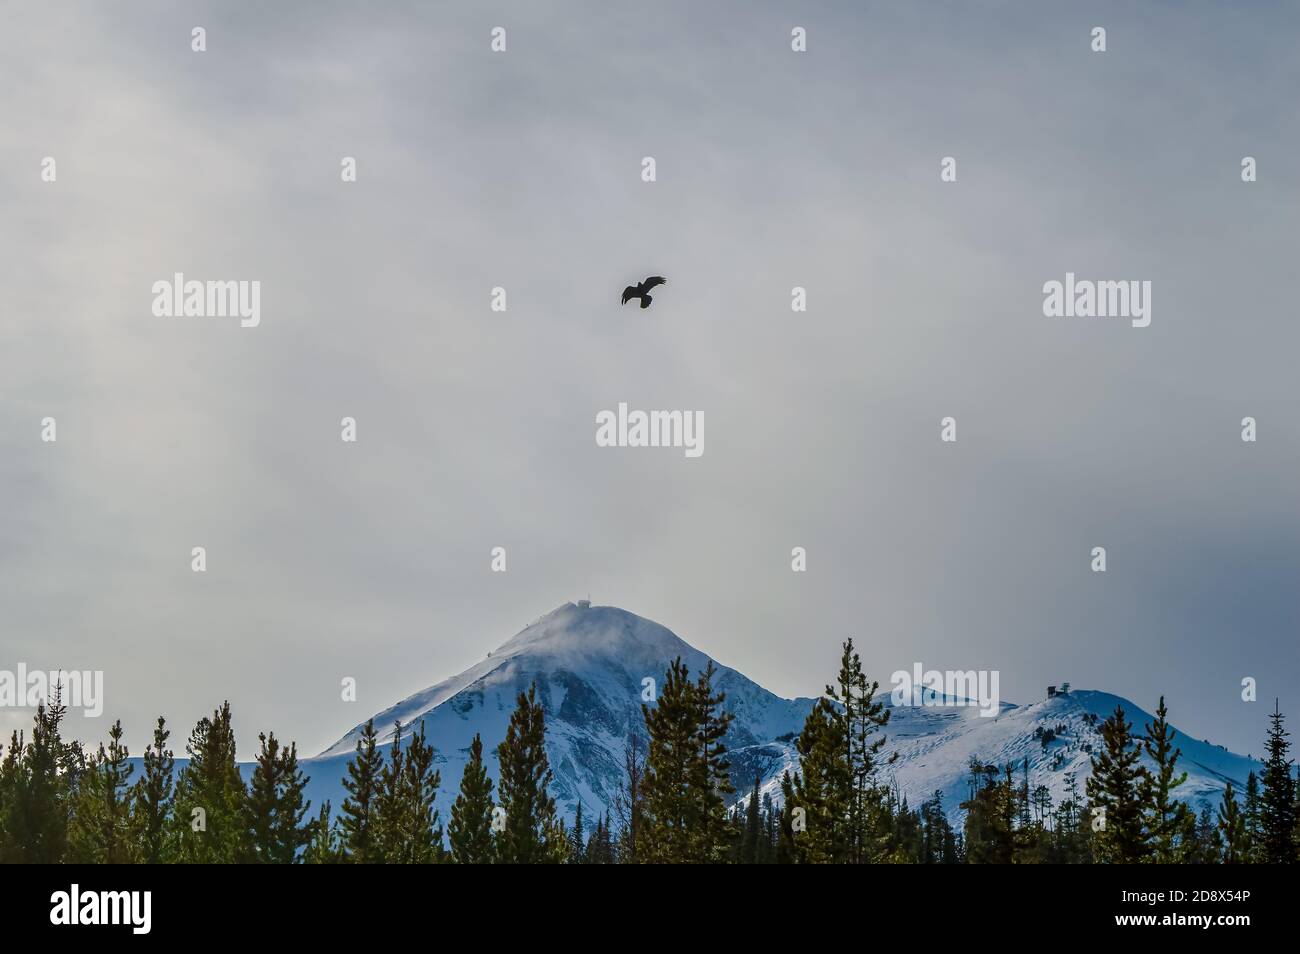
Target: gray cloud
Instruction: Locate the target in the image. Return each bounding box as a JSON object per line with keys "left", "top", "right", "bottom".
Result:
{"left": 1, "top": 1, "right": 1296, "bottom": 758}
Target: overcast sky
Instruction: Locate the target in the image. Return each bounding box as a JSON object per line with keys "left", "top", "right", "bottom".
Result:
{"left": 2, "top": 0, "right": 1297, "bottom": 760}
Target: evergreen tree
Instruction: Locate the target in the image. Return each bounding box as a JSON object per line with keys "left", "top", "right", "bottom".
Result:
{"left": 961, "top": 762, "right": 1012, "bottom": 864}
{"left": 918, "top": 794, "right": 937, "bottom": 864}
{"left": 132, "top": 717, "right": 174, "bottom": 864}
{"left": 1031, "top": 785, "right": 1053, "bottom": 828}
{"left": 448, "top": 732, "right": 495, "bottom": 864}
{"left": 0, "top": 732, "right": 22, "bottom": 862}
{"left": 569, "top": 801, "right": 586, "bottom": 863}
{"left": 278, "top": 740, "right": 312, "bottom": 859}
{"left": 339, "top": 719, "right": 383, "bottom": 863}
{"left": 1053, "top": 771, "right": 1089, "bottom": 863}
{"left": 245, "top": 731, "right": 283, "bottom": 862}
{"left": 1012, "top": 759, "right": 1042, "bottom": 862}
{"left": 245, "top": 732, "right": 312, "bottom": 863}
{"left": 741, "top": 776, "right": 762, "bottom": 864}
{"left": 371, "top": 720, "right": 443, "bottom": 863}
{"left": 303, "top": 800, "right": 344, "bottom": 864}
{"left": 639, "top": 659, "right": 736, "bottom": 862}
{"left": 1188, "top": 804, "right": 1220, "bottom": 863}
{"left": 169, "top": 701, "right": 247, "bottom": 863}
{"left": 1217, "top": 781, "right": 1246, "bottom": 863}
{"left": 1017, "top": 759, "right": 1033, "bottom": 832}
{"left": 777, "top": 770, "right": 797, "bottom": 864}
{"left": 1086, "top": 705, "right": 1151, "bottom": 863}
{"left": 613, "top": 733, "right": 646, "bottom": 863}
{"left": 1294, "top": 773, "right": 1300, "bottom": 857}
{"left": 600, "top": 812, "right": 616, "bottom": 863}
{"left": 396, "top": 724, "right": 444, "bottom": 863}
{"left": 1, "top": 695, "right": 80, "bottom": 863}
{"left": 1258, "top": 701, "right": 1297, "bottom": 863}
{"left": 67, "top": 720, "right": 136, "bottom": 863}
{"left": 1243, "top": 771, "right": 1262, "bottom": 862}
{"left": 919, "top": 791, "right": 956, "bottom": 864}
{"left": 1141, "top": 696, "right": 1192, "bottom": 862}
{"left": 372, "top": 720, "right": 407, "bottom": 863}
{"left": 689, "top": 661, "right": 735, "bottom": 861}
{"left": 761, "top": 792, "right": 778, "bottom": 864}
{"left": 495, "top": 684, "right": 563, "bottom": 863}
{"left": 891, "top": 793, "right": 923, "bottom": 863}
{"left": 788, "top": 638, "right": 892, "bottom": 864}
{"left": 585, "top": 812, "right": 614, "bottom": 864}
{"left": 641, "top": 658, "right": 704, "bottom": 863}
{"left": 939, "top": 804, "right": 959, "bottom": 863}
{"left": 827, "top": 638, "right": 893, "bottom": 862}
{"left": 1028, "top": 783, "right": 1056, "bottom": 863}
{"left": 551, "top": 816, "right": 572, "bottom": 863}
{"left": 789, "top": 698, "right": 850, "bottom": 863}
{"left": 998, "top": 764, "right": 1019, "bottom": 861}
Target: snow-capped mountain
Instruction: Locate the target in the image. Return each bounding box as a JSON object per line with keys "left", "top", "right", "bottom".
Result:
{"left": 299, "top": 602, "right": 1260, "bottom": 826}
{"left": 302, "top": 602, "right": 815, "bottom": 822}
{"left": 787, "top": 688, "right": 1260, "bottom": 822}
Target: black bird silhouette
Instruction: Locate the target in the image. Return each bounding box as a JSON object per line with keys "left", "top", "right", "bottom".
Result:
{"left": 621, "top": 276, "right": 666, "bottom": 309}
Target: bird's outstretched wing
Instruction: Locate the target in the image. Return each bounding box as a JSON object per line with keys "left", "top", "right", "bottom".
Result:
{"left": 643, "top": 276, "right": 666, "bottom": 291}
{"left": 621, "top": 285, "right": 637, "bottom": 305}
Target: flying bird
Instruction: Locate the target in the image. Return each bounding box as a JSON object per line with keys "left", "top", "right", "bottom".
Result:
{"left": 622, "top": 276, "right": 666, "bottom": 309}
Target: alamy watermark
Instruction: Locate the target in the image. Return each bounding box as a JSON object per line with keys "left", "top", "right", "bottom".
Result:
{"left": 0, "top": 665, "right": 104, "bottom": 717}
{"left": 50, "top": 885, "right": 150, "bottom": 934}
{"left": 595, "top": 403, "right": 704, "bottom": 458}
{"left": 1042, "top": 272, "right": 1150, "bottom": 328}
{"left": 152, "top": 273, "right": 261, "bottom": 327}
{"left": 890, "top": 663, "right": 1000, "bottom": 718}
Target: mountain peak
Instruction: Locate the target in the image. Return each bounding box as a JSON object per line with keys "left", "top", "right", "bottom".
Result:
{"left": 307, "top": 602, "right": 1261, "bottom": 829}
{"left": 491, "top": 601, "right": 697, "bottom": 667}
{"left": 318, "top": 602, "right": 718, "bottom": 760}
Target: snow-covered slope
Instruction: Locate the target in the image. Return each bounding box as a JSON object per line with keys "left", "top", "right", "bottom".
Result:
{"left": 306, "top": 602, "right": 815, "bottom": 822}
{"left": 300, "top": 603, "right": 1261, "bottom": 827}
{"left": 747, "top": 688, "right": 1262, "bottom": 822}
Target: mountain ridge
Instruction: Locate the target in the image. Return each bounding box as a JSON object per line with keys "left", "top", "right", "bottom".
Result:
{"left": 299, "top": 602, "right": 1260, "bottom": 826}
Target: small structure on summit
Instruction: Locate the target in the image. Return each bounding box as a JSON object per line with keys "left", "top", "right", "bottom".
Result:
{"left": 1047, "top": 683, "right": 1071, "bottom": 699}
{"left": 577, "top": 597, "right": 591, "bottom": 610}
